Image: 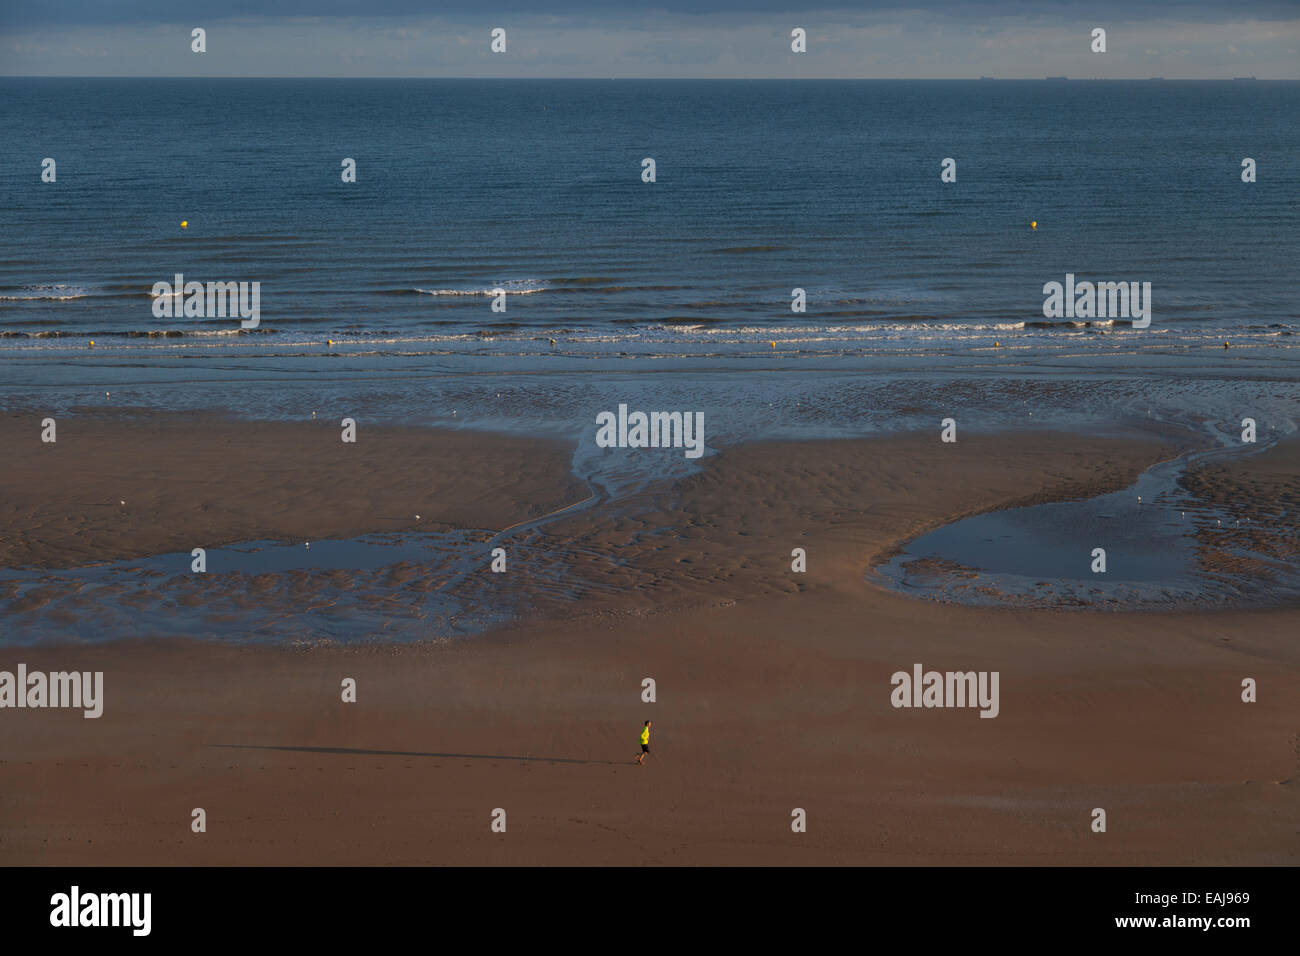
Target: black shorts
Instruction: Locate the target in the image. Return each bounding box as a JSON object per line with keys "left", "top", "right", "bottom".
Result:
{"left": 640, "top": 744, "right": 649, "bottom": 753}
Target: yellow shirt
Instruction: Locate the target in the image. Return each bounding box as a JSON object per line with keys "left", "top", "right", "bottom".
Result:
{"left": 640, "top": 726, "right": 650, "bottom": 745}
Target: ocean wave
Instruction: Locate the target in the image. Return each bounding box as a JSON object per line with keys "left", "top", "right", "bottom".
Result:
{"left": 414, "top": 281, "right": 548, "bottom": 296}
{"left": 1024, "top": 318, "right": 1122, "bottom": 329}
{"left": 0, "top": 284, "right": 97, "bottom": 301}
{"left": 0, "top": 327, "right": 272, "bottom": 339}
{"left": 689, "top": 322, "right": 1029, "bottom": 335}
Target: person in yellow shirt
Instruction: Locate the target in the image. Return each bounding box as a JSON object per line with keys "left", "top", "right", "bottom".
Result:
{"left": 636, "top": 720, "right": 652, "bottom": 765}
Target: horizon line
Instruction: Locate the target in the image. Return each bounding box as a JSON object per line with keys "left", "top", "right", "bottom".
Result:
{"left": 1, "top": 74, "right": 1294, "bottom": 81}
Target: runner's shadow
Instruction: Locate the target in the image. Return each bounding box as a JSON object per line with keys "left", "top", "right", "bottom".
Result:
{"left": 212, "top": 744, "right": 619, "bottom": 765}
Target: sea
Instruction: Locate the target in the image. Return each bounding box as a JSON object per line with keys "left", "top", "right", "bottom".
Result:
{"left": 1, "top": 78, "right": 1297, "bottom": 638}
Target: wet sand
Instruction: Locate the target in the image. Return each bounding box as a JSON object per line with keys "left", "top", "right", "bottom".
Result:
{"left": 1, "top": 416, "right": 1296, "bottom": 865}
{"left": 1182, "top": 437, "right": 1300, "bottom": 578}
{"left": 0, "top": 411, "right": 588, "bottom": 569}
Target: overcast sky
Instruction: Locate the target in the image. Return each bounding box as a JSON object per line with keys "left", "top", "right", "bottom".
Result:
{"left": 1, "top": 2, "right": 1296, "bottom": 79}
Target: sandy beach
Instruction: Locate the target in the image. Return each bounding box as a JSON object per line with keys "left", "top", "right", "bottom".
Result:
{"left": 1, "top": 414, "right": 1295, "bottom": 865}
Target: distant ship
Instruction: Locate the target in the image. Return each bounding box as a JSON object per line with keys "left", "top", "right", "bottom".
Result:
{"left": 1232, "top": 76, "right": 1258, "bottom": 81}
{"left": 978, "top": 76, "right": 995, "bottom": 81}
{"left": 1148, "top": 77, "right": 1165, "bottom": 81}
{"left": 1045, "top": 76, "right": 1068, "bottom": 81}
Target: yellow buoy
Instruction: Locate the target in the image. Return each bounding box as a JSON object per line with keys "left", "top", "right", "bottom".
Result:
{"left": 180, "top": 220, "right": 188, "bottom": 229}
{"left": 770, "top": 341, "right": 776, "bottom": 348}
{"left": 994, "top": 341, "right": 1000, "bottom": 348}
{"left": 88, "top": 340, "right": 94, "bottom": 346}
{"left": 1030, "top": 221, "right": 1037, "bottom": 230}
{"left": 327, "top": 339, "right": 333, "bottom": 345}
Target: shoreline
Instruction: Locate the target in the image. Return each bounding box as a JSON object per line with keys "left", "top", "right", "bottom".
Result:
{"left": 5, "top": 411, "right": 1297, "bottom": 643}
